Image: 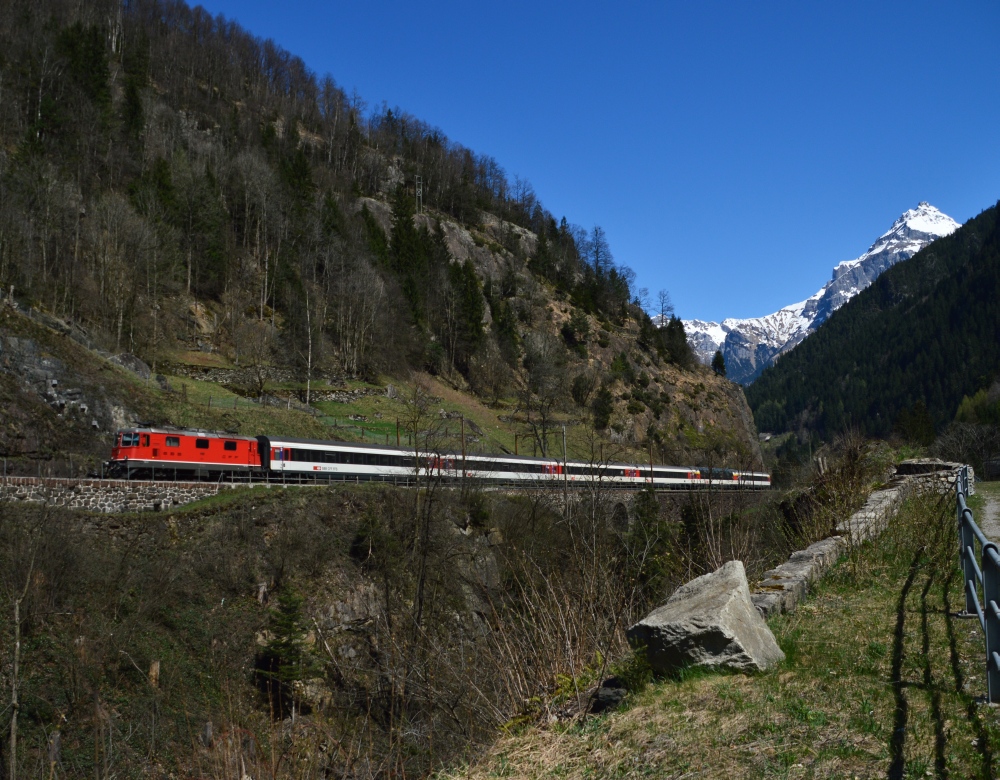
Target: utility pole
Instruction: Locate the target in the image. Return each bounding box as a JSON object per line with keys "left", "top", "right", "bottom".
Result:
{"left": 415, "top": 175, "right": 423, "bottom": 214}
{"left": 562, "top": 425, "right": 569, "bottom": 508}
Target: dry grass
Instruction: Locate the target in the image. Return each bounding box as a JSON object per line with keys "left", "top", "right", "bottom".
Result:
{"left": 442, "top": 491, "right": 1000, "bottom": 780}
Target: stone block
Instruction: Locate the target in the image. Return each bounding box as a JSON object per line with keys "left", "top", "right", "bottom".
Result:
{"left": 628, "top": 560, "right": 785, "bottom": 675}
{"left": 752, "top": 536, "right": 847, "bottom": 617}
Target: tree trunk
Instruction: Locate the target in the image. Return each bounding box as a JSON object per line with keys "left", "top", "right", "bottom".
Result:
{"left": 9, "top": 596, "right": 21, "bottom": 780}
{"left": 305, "top": 286, "right": 312, "bottom": 406}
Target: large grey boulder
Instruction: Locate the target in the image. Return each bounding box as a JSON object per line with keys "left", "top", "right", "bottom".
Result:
{"left": 628, "top": 560, "right": 785, "bottom": 674}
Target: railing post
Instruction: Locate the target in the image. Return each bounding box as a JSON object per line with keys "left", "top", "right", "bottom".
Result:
{"left": 959, "top": 469, "right": 977, "bottom": 615}
{"left": 985, "top": 545, "right": 1000, "bottom": 702}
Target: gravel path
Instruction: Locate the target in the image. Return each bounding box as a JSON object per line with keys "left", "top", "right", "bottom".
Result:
{"left": 975, "top": 483, "right": 1000, "bottom": 539}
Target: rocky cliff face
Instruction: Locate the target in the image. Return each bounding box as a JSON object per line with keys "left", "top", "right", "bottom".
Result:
{"left": 684, "top": 203, "right": 960, "bottom": 384}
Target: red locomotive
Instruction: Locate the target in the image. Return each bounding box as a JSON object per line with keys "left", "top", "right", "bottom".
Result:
{"left": 109, "top": 427, "right": 261, "bottom": 478}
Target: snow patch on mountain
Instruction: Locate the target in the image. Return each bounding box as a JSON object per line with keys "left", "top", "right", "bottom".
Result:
{"left": 683, "top": 203, "right": 960, "bottom": 384}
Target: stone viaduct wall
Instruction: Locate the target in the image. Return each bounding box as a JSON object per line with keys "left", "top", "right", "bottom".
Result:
{"left": 0, "top": 476, "right": 772, "bottom": 515}
{"left": 5, "top": 465, "right": 949, "bottom": 520}
{"left": 0, "top": 476, "right": 253, "bottom": 513}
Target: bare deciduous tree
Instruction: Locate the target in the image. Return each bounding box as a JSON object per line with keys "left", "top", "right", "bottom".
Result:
{"left": 330, "top": 253, "right": 385, "bottom": 377}
{"left": 517, "top": 332, "right": 568, "bottom": 456}
{"left": 469, "top": 338, "right": 511, "bottom": 407}
{"left": 238, "top": 319, "right": 276, "bottom": 399}
{"left": 85, "top": 193, "right": 158, "bottom": 352}
{"left": 657, "top": 289, "right": 673, "bottom": 325}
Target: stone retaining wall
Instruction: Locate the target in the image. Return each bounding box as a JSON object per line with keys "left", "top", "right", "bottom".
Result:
{"left": 0, "top": 476, "right": 249, "bottom": 513}
{"left": 751, "top": 460, "right": 970, "bottom": 618}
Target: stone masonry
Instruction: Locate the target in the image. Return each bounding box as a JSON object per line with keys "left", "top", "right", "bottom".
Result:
{"left": 751, "top": 460, "right": 971, "bottom": 618}
{"left": 0, "top": 476, "right": 254, "bottom": 513}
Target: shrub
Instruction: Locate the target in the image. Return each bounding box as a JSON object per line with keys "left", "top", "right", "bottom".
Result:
{"left": 592, "top": 387, "right": 614, "bottom": 430}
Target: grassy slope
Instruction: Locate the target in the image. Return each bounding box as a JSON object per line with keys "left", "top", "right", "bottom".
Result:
{"left": 441, "top": 491, "right": 1000, "bottom": 780}
{"left": 0, "top": 307, "right": 336, "bottom": 472}
{"left": 3, "top": 303, "right": 753, "bottom": 472}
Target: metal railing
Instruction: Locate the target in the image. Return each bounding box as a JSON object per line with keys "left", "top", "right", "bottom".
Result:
{"left": 957, "top": 465, "right": 1000, "bottom": 702}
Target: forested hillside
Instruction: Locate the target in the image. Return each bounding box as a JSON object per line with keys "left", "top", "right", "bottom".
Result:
{"left": 0, "top": 0, "right": 760, "bottom": 466}
{"left": 747, "top": 201, "right": 1000, "bottom": 440}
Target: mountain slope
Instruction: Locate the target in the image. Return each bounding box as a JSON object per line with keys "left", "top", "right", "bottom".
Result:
{"left": 745, "top": 200, "right": 1000, "bottom": 439}
{"left": 0, "top": 0, "right": 761, "bottom": 469}
{"left": 685, "top": 203, "right": 960, "bottom": 383}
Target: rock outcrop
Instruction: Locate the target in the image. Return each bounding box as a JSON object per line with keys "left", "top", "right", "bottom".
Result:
{"left": 627, "top": 560, "right": 785, "bottom": 675}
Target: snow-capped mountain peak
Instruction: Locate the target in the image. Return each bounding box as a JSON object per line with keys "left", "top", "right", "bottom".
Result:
{"left": 832, "top": 202, "right": 957, "bottom": 279}
{"left": 683, "top": 203, "right": 960, "bottom": 384}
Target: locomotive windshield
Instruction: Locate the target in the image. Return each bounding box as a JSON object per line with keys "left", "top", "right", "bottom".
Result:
{"left": 119, "top": 431, "right": 139, "bottom": 447}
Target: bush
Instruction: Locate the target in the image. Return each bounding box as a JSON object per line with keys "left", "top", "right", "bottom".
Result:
{"left": 610, "top": 352, "right": 635, "bottom": 384}
{"left": 933, "top": 422, "right": 1000, "bottom": 476}
{"left": 592, "top": 387, "right": 614, "bottom": 430}
{"left": 571, "top": 372, "right": 598, "bottom": 407}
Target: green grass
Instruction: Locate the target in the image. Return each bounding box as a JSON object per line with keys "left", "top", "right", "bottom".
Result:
{"left": 441, "top": 491, "right": 1000, "bottom": 780}
{"left": 140, "top": 374, "right": 332, "bottom": 439}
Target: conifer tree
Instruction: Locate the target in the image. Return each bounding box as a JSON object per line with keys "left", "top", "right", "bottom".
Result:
{"left": 712, "top": 350, "right": 726, "bottom": 377}
{"left": 258, "top": 586, "right": 315, "bottom": 716}
{"left": 389, "top": 183, "right": 429, "bottom": 317}
{"left": 448, "top": 259, "right": 485, "bottom": 372}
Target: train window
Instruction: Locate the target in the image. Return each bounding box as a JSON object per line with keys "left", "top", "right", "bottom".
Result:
{"left": 165, "top": 436, "right": 180, "bottom": 447}
{"left": 195, "top": 439, "right": 209, "bottom": 450}
{"left": 224, "top": 441, "right": 237, "bottom": 451}
{"left": 141, "top": 435, "right": 150, "bottom": 447}
{"left": 121, "top": 432, "right": 139, "bottom": 447}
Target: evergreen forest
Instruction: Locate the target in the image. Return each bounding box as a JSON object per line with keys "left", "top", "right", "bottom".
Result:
{"left": 747, "top": 200, "right": 1000, "bottom": 443}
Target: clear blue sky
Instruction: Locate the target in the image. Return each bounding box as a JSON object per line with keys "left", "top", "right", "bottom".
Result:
{"left": 193, "top": 0, "right": 1000, "bottom": 322}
